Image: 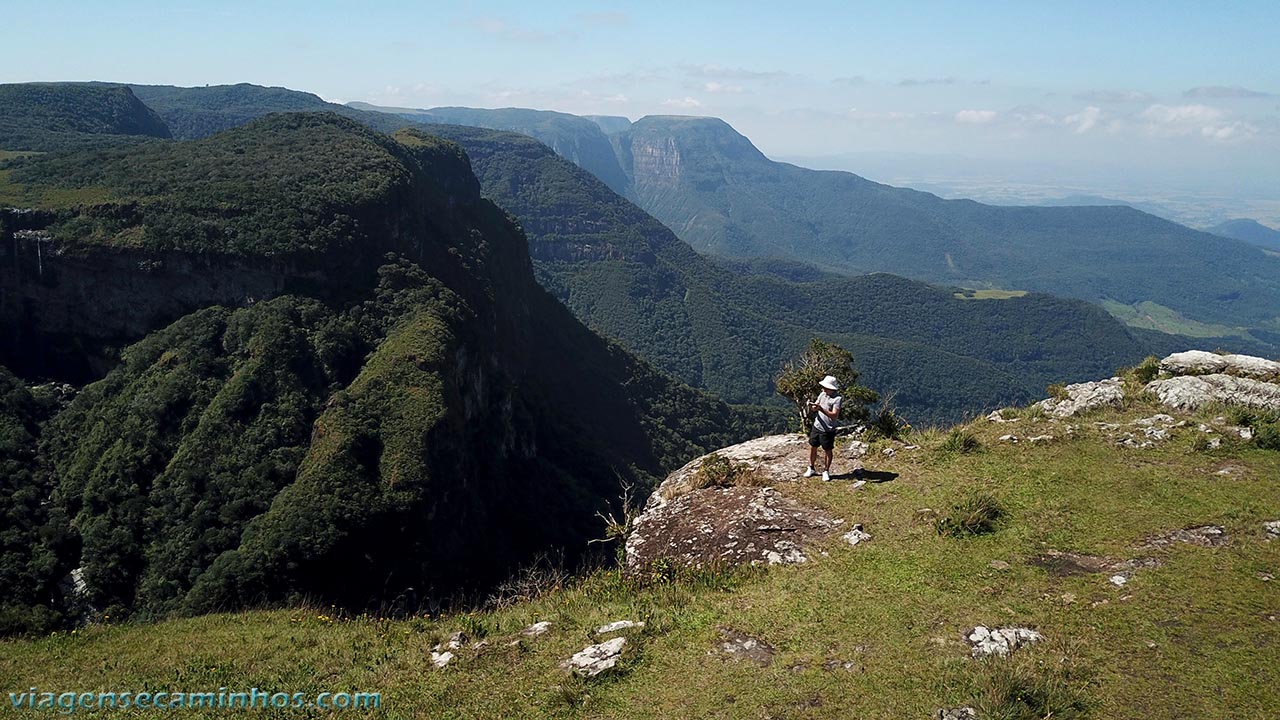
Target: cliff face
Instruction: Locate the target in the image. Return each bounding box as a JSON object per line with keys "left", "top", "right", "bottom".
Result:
{"left": 0, "top": 113, "right": 756, "bottom": 630}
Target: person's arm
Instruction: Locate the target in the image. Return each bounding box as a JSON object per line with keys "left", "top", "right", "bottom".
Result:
{"left": 810, "top": 399, "right": 841, "bottom": 419}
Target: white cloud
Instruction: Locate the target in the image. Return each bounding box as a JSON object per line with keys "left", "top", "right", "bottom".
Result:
{"left": 1184, "top": 85, "right": 1273, "bottom": 99}
{"left": 704, "top": 81, "right": 745, "bottom": 94}
{"left": 846, "top": 108, "right": 918, "bottom": 121}
{"left": 661, "top": 96, "right": 702, "bottom": 109}
{"left": 1138, "top": 104, "right": 1258, "bottom": 142}
{"left": 683, "top": 64, "right": 789, "bottom": 81}
{"left": 955, "top": 109, "right": 997, "bottom": 124}
{"left": 1074, "top": 90, "right": 1154, "bottom": 104}
{"left": 1064, "top": 106, "right": 1102, "bottom": 134}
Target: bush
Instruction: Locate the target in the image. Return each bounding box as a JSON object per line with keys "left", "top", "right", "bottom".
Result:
{"left": 936, "top": 493, "right": 1005, "bottom": 537}
{"left": 975, "top": 657, "right": 1091, "bottom": 720}
{"left": 1128, "top": 355, "right": 1161, "bottom": 385}
{"left": 1256, "top": 423, "right": 1280, "bottom": 451}
{"left": 693, "top": 453, "right": 764, "bottom": 489}
{"left": 940, "top": 429, "right": 981, "bottom": 454}
{"left": 1045, "top": 383, "right": 1068, "bottom": 401}
{"left": 866, "top": 392, "right": 911, "bottom": 440}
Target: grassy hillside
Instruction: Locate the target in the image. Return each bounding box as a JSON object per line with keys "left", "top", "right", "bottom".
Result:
{"left": 4, "top": 393, "right": 1276, "bottom": 718}
{"left": 612, "top": 116, "right": 1280, "bottom": 340}
{"left": 0, "top": 83, "right": 170, "bottom": 152}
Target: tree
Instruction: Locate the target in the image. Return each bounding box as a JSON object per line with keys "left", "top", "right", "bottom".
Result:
{"left": 774, "top": 339, "right": 879, "bottom": 433}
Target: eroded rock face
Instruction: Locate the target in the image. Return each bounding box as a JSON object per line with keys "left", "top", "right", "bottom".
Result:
{"left": 1160, "top": 350, "right": 1280, "bottom": 380}
{"left": 1145, "top": 374, "right": 1280, "bottom": 412}
{"left": 1038, "top": 378, "right": 1125, "bottom": 418}
{"left": 647, "top": 434, "right": 810, "bottom": 510}
{"left": 625, "top": 485, "right": 844, "bottom": 571}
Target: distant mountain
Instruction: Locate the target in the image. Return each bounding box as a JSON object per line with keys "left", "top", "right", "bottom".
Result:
{"left": 584, "top": 115, "right": 633, "bottom": 134}
{"left": 1209, "top": 218, "right": 1280, "bottom": 250}
{"left": 424, "top": 123, "right": 1162, "bottom": 423}
{"left": 348, "top": 103, "right": 631, "bottom": 196}
{"left": 607, "top": 115, "right": 1280, "bottom": 336}
{"left": 0, "top": 83, "right": 171, "bottom": 151}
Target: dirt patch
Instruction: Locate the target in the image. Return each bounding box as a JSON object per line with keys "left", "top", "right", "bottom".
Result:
{"left": 625, "top": 485, "right": 844, "bottom": 571}
{"left": 1139, "top": 525, "right": 1229, "bottom": 549}
{"left": 718, "top": 627, "right": 776, "bottom": 667}
{"left": 1029, "top": 549, "right": 1160, "bottom": 577}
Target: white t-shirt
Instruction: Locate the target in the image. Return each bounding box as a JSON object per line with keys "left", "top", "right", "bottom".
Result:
{"left": 813, "top": 391, "right": 842, "bottom": 431}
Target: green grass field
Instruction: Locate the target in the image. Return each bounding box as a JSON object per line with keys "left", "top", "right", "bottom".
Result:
{"left": 953, "top": 288, "right": 1029, "bottom": 300}
{"left": 3, "top": 397, "right": 1278, "bottom": 719}
{"left": 1100, "top": 299, "right": 1252, "bottom": 339}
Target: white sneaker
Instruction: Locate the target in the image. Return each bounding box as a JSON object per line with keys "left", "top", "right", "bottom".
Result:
{"left": 803, "top": 467, "right": 815, "bottom": 478}
{"left": 822, "top": 471, "right": 831, "bottom": 482}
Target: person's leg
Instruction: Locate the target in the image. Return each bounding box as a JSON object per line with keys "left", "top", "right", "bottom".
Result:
{"left": 824, "top": 446, "right": 834, "bottom": 472}
{"left": 809, "top": 443, "right": 818, "bottom": 469}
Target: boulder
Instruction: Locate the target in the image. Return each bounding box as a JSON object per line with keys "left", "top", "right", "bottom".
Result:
{"left": 520, "top": 621, "right": 551, "bottom": 637}
{"left": 1038, "top": 377, "right": 1125, "bottom": 417}
{"left": 1160, "top": 350, "right": 1280, "bottom": 380}
{"left": 1145, "top": 374, "right": 1280, "bottom": 412}
{"left": 647, "top": 434, "right": 809, "bottom": 510}
{"left": 626, "top": 485, "right": 844, "bottom": 571}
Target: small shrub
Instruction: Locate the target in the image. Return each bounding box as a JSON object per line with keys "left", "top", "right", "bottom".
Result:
{"left": 975, "top": 658, "right": 1091, "bottom": 720}
{"left": 1256, "top": 423, "right": 1280, "bottom": 451}
{"left": 997, "top": 406, "right": 1022, "bottom": 420}
{"left": 1189, "top": 433, "right": 1213, "bottom": 453}
{"left": 936, "top": 493, "right": 1005, "bottom": 537}
{"left": 940, "top": 429, "right": 981, "bottom": 454}
{"left": 1046, "top": 383, "right": 1068, "bottom": 401}
{"left": 693, "top": 453, "right": 764, "bottom": 489}
{"left": 868, "top": 406, "right": 911, "bottom": 440}
{"left": 1125, "top": 355, "right": 1161, "bottom": 385}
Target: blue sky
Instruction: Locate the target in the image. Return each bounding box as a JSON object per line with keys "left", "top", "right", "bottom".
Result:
{"left": 5, "top": 1, "right": 1279, "bottom": 204}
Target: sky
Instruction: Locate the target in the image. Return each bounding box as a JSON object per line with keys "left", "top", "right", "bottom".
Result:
{"left": 5, "top": 1, "right": 1279, "bottom": 210}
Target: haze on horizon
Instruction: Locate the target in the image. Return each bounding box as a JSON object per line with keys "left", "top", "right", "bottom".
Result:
{"left": 5, "top": 0, "right": 1279, "bottom": 222}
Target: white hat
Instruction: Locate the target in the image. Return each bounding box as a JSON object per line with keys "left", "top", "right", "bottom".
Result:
{"left": 819, "top": 375, "right": 840, "bottom": 391}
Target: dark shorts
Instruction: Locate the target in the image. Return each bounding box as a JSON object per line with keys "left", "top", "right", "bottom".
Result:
{"left": 809, "top": 427, "right": 836, "bottom": 451}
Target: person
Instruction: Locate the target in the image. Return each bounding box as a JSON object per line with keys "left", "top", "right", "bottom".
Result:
{"left": 805, "top": 375, "right": 842, "bottom": 481}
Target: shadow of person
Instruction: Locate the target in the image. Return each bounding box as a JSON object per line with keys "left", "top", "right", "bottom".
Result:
{"left": 830, "top": 470, "right": 899, "bottom": 483}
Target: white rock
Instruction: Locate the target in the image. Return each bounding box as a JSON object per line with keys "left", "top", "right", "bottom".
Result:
{"left": 842, "top": 524, "right": 873, "bottom": 546}
{"left": 563, "top": 637, "right": 626, "bottom": 677}
{"left": 882, "top": 447, "right": 896, "bottom": 457}
{"left": 1038, "top": 378, "right": 1125, "bottom": 418}
{"left": 1146, "top": 374, "right": 1280, "bottom": 412}
{"left": 1109, "top": 574, "right": 1128, "bottom": 587}
{"left": 1239, "top": 427, "right": 1255, "bottom": 440}
{"left": 1160, "top": 350, "right": 1280, "bottom": 380}
{"left": 846, "top": 440, "right": 870, "bottom": 458}
{"left": 1028, "top": 435, "right": 1055, "bottom": 444}
{"left": 999, "top": 434, "right": 1019, "bottom": 443}
{"left": 967, "top": 625, "right": 1043, "bottom": 657}
{"left": 430, "top": 651, "right": 454, "bottom": 668}
{"left": 596, "top": 620, "right": 645, "bottom": 634}
{"left": 445, "top": 631, "right": 466, "bottom": 650}
{"left": 1264, "top": 520, "right": 1280, "bottom": 540}
{"left": 520, "top": 621, "right": 552, "bottom": 637}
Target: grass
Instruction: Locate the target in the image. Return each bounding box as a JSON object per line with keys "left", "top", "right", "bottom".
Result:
{"left": 953, "top": 288, "right": 1029, "bottom": 300}
{"left": 0, "top": 168, "right": 116, "bottom": 208}
{"left": 1100, "top": 299, "right": 1249, "bottom": 339}
{"left": 2, "top": 399, "right": 1278, "bottom": 718}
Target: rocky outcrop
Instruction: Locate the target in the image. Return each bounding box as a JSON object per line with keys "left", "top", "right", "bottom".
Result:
{"left": 1145, "top": 373, "right": 1280, "bottom": 412}
{"left": 646, "top": 434, "right": 809, "bottom": 510}
{"left": 1038, "top": 377, "right": 1125, "bottom": 417}
{"left": 1160, "top": 350, "right": 1280, "bottom": 380}
{"left": 626, "top": 485, "right": 845, "bottom": 571}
